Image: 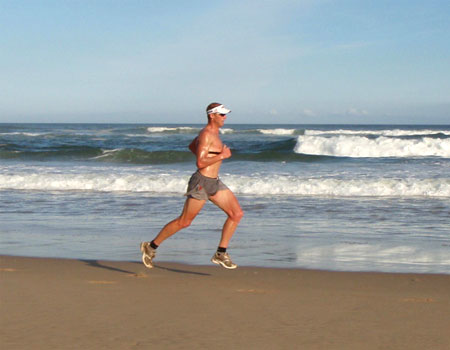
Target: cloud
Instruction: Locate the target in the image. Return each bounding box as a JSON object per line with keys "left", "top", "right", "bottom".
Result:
{"left": 269, "top": 109, "right": 279, "bottom": 116}
{"left": 302, "top": 108, "right": 316, "bottom": 117}
{"left": 347, "top": 108, "right": 369, "bottom": 116}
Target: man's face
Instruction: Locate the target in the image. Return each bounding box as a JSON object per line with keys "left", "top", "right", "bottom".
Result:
{"left": 212, "top": 113, "right": 227, "bottom": 127}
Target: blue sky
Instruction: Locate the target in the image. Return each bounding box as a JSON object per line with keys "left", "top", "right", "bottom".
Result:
{"left": 1, "top": 0, "right": 449, "bottom": 124}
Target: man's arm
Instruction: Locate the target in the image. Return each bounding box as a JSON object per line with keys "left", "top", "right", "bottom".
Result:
{"left": 195, "top": 132, "right": 231, "bottom": 169}
{"left": 188, "top": 137, "right": 198, "bottom": 154}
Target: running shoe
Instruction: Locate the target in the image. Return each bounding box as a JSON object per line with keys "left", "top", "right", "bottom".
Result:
{"left": 211, "top": 252, "right": 237, "bottom": 269}
{"left": 140, "top": 242, "right": 156, "bottom": 269}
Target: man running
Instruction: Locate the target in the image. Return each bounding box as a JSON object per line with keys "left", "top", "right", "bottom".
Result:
{"left": 140, "top": 102, "right": 244, "bottom": 269}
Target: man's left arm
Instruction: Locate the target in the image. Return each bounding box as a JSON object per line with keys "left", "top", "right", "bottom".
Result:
{"left": 188, "top": 137, "right": 198, "bottom": 154}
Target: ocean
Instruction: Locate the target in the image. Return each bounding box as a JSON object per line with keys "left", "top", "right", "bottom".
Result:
{"left": 1, "top": 123, "right": 449, "bottom": 274}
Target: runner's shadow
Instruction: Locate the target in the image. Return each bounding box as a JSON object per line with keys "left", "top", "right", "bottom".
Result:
{"left": 80, "top": 259, "right": 136, "bottom": 275}
{"left": 154, "top": 264, "right": 211, "bottom": 276}
{"left": 131, "top": 261, "right": 210, "bottom": 276}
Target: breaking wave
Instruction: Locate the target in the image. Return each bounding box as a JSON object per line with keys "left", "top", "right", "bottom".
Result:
{"left": 146, "top": 126, "right": 199, "bottom": 134}
{"left": 304, "top": 129, "right": 450, "bottom": 137}
{"left": 294, "top": 135, "right": 450, "bottom": 158}
{"left": 1, "top": 172, "right": 448, "bottom": 197}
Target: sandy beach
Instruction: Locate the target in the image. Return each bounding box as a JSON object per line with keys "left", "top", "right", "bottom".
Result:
{"left": 1, "top": 255, "right": 449, "bottom": 350}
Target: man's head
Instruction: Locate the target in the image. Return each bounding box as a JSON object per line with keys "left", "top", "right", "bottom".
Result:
{"left": 206, "top": 103, "right": 231, "bottom": 124}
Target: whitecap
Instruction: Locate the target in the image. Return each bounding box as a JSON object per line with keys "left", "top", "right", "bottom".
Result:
{"left": 294, "top": 135, "right": 450, "bottom": 158}
{"left": 258, "top": 128, "right": 296, "bottom": 135}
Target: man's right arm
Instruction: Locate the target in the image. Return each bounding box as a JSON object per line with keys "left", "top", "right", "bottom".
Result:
{"left": 195, "top": 132, "right": 231, "bottom": 169}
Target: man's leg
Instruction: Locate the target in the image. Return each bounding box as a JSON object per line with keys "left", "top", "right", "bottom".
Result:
{"left": 153, "top": 197, "right": 206, "bottom": 245}
{"left": 140, "top": 197, "right": 205, "bottom": 268}
{"left": 209, "top": 189, "right": 243, "bottom": 269}
{"left": 209, "top": 189, "right": 244, "bottom": 248}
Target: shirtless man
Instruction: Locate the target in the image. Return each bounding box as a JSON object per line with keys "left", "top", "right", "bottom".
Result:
{"left": 140, "top": 103, "right": 244, "bottom": 269}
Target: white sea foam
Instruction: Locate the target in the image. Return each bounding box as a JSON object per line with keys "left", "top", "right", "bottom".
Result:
{"left": 0, "top": 132, "right": 48, "bottom": 137}
{"left": 0, "top": 172, "right": 187, "bottom": 193}
{"left": 89, "top": 149, "right": 122, "bottom": 160}
{"left": 1, "top": 171, "right": 448, "bottom": 197}
{"left": 220, "top": 128, "right": 234, "bottom": 134}
{"left": 305, "top": 129, "right": 450, "bottom": 137}
{"left": 228, "top": 175, "right": 450, "bottom": 197}
{"left": 258, "top": 128, "right": 296, "bottom": 135}
{"left": 294, "top": 135, "right": 450, "bottom": 158}
{"left": 146, "top": 127, "right": 197, "bottom": 133}
{"left": 125, "top": 134, "right": 154, "bottom": 138}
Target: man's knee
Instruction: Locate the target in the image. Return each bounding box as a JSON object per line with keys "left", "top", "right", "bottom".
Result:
{"left": 229, "top": 208, "right": 244, "bottom": 223}
{"left": 177, "top": 217, "right": 192, "bottom": 229}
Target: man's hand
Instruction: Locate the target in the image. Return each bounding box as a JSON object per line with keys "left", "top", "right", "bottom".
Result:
{"left": 220, "top": 145, "right": 232, "bottom": 159}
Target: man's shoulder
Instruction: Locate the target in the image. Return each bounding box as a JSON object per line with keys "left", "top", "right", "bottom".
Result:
{"left": 198, "top": 127, "right": 218, "bottom": 140}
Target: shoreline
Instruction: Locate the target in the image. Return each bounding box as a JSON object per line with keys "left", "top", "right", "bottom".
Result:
{"left": 2, "top": 255, "right": 450, "bottom": 350}
{"left": 2, "top": 253, "right": 450, "bottom": 276}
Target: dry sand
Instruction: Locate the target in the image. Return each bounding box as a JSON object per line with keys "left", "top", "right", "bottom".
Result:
{"left": 1, "top": 255, "right": 449, "bottom": 350}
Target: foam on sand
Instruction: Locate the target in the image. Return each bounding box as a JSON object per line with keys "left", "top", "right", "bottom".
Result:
{"left": 296, "top": 241, "right": 450, "bottom": 273}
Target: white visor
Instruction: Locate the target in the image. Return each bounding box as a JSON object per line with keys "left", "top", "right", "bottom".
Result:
{"left": 207, "top": 104, "right": 231, "bottom": 115}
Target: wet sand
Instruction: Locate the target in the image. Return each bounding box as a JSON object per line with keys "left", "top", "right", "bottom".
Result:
{"left": 1, "top": 255, "right": 449, "bottom": 349}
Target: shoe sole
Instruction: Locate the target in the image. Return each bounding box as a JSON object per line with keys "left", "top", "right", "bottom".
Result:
{"left": 211, "top": 257, "right": 237, "bottom": 269}
{"left": 140, "top": 242, "right": 154, "bottom": 269}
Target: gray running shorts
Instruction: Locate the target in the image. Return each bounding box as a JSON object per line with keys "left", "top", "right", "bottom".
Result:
{"left": 185, "top": 171, "right": 229, "bottom": 201}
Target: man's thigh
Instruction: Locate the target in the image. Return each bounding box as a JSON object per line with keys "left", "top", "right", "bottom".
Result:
{"left": 209, "top": 189, "right": 242, "bottom": 216}
{"left": 179, "top": 197, "right": 206, "bottom": 221}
